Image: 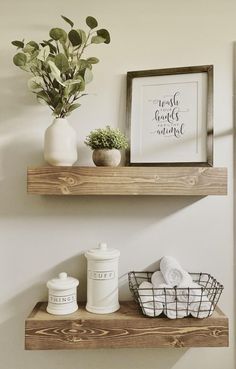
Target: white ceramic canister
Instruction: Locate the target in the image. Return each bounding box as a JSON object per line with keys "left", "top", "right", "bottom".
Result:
{"left": 85, "top": 243, "right": 120, "bottom": 314}
{"left": 46, "top": 272, "right": 79, "bottom": 315}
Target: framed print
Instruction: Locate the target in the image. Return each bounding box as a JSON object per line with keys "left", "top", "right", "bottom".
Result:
{"left": 126, "top": 65, "right": 213, "bottom": 166}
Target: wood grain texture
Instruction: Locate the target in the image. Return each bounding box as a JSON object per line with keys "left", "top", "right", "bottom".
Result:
{"left": 25, "top": 301, "right": 229, "bottom": 350}
{"left": 27, "top": 166, "right": 227, "bottom": 196}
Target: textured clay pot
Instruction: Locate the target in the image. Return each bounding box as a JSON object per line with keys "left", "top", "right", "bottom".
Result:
{"left": 44, "top": 118, "right": 78, "bottom": 166}
{"left": 92, "top": 149, "right": 121, "bottom": 167}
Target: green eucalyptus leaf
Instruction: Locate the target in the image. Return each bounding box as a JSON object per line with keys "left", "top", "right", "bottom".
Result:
{"left": 91, "top": 35, "right": 105, "bottom": 44}
{"left": 37, "top": 45, "right": 50, "bottom": 61}
{"left": 52, "top": 78, "right": 60, "bottom": 89}
{"left": 49, "top": 28, "right": 66, "bottom": 41}
{"left": 84, "top": 68, "right": 93, "bottom": 84}
{"left": 63, "top": 79, "right": 82, "bottom": 96}
{"left": 28, "top": 41, "right": 39, "bottom": 50}
{"left": 77, "top": 59, "right": 89, "bottom": 70}
{"left": 48, "top": 91, "right": 61, "bottom": 108}
{"left": 61, "top": 15, "right": 74, "bottom": 28}
{"left": 75, "top": 75, "right": 85, "bottom": 91}
{"left": 54, "top": 102, "right": 63, "bottom": 116}
{"left": 86, "top": 16, "right": 98, "bottom": 29}
{"left": 49, "top": 44, "right": 57, "bottom": 54}
{"left": 48, "top": 60, "right": 64, "bottom": 85}
{"left": 42, "top": 40, "right": 57, "bottom": 54}
{"left": 19, "top": 65, "right": 30, "bottom": 72}
{"left": 78, "top": 76, "right": 85, "bottom": 91}
{"left": 41, "top": 54, "right": 55, "bottom": 66}
{"left": 80, "top": 60, "right": 89, "bottom": 69}
{"left": 58, "top": 30, "right": 67, "bottom": 43}
{"left": 28, "top": 76, "right": 45, "bottom": 92}
{"left": 13, "top": 52, "right": 27, "bottom": 67}
{"left": 87, "top": 57, "right": 99, "bottom": 64}
{"left": 68, "top": 83, "right": 81, "bottom": 96}
{"left": 37, "top": 90, "right": 50, "bottom": 105}
{"left": 55, "top": 53, "right": 69, "bottom": 72}
{"left": 97, "top": 29, "right": 111, "bottom": 44}
{"left": 26, "top": 52, "right": 34, "bottom": 63}
{"left": 77, "top": 29, "right": 86, "bottom": 44}
{"left": 52, "top": 96, "right": 61, "bottom": 108}
{"left": 12, "top": 40, "right": 24, "bottom": 49}
{"left": 23, "top": 44, "right": 35, "bottom": 54}
{"left": 68, "top": 29, "right": 82, "bottom": 46}
{"left": 63, "top": 79, "right": 82, "bottom": 87}
{"left": 30, "top": 62, "right": 40, "bottom": 72}
{"left": 68, "top": 103, "right": 81, "bottom": 113}
{"left": 30, "top": 51, "right": 40, "bottom": 63}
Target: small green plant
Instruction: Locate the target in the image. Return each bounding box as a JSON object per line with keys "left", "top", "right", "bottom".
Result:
{"left": 12, "top": 15, "right": 110, "bottom": 118}
{"left": 85, "top": 126, "right": 128, "bottom": 150}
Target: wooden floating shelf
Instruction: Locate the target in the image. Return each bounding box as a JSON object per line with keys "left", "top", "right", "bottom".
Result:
{"left": 27, "top": 166, "right": 227, "bottom": 196}
{"left": 25, "top": 301, "right": 229, "bottom": 350}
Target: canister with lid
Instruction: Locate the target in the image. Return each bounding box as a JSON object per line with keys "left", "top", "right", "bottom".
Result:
{"left": 46, "top": 272, "right": 79, "bottom": 315}
{"left": 85, "top": 243, "right": 120, "bottom": 314}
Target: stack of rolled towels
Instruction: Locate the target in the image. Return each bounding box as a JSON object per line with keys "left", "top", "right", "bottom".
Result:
{"left": 138, "top": 256, "right": 214, "bottom": 319}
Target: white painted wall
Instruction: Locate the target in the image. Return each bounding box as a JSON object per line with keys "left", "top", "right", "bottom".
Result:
{"left": 0, "top": 0, "right": 234, "bottom": 368}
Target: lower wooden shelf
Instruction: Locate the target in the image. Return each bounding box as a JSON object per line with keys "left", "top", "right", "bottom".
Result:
{"left": 25, "top": 301, "right": 229, "bottom": 349}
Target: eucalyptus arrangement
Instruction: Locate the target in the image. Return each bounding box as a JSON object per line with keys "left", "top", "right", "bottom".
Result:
{"left": 12, "top": 15, "right": 110, "bottom": 118}
{"left": 85, "top": 126, "right": 128, "bottom": 166}
{"left": 12, "top": 15, "right": 111, "bottom": 166}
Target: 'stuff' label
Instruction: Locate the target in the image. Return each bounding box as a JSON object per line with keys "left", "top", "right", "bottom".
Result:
{"left": 88, "top": 270, "right": 115, "bottom": 280}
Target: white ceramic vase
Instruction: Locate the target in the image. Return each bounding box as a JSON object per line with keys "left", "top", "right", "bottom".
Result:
{"left": 44, "top": 118, "right": 78, "bottom": 166}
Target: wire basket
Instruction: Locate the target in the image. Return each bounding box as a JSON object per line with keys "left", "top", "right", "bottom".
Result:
{"left": 128, "top": 271, "right": 223, "bottom": 319}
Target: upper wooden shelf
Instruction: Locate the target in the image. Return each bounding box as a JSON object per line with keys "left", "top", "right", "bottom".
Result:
{"left": 25, "top": 301, "right": 228, "bottom": 350}
{"left": 27, "top": 166, "right": 227, "bottom": 196}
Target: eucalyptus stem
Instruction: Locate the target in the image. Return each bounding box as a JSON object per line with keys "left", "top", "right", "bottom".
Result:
{"left": 77, "top": 30, "right": 91, "bottom": 60}
{"left": 56, "top": 41, "right": 60, "bottom": 53}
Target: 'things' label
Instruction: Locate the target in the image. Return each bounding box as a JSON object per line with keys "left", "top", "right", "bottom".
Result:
{"left": 49, "top": 294, "right": 76, "bottom": 304}
{"left": 88, "top": 270, "right": 115, "bottom": 280}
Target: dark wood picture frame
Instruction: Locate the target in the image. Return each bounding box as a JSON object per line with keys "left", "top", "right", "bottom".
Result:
{"left": 126, "top": 65, "right": 213, "bottom": 166}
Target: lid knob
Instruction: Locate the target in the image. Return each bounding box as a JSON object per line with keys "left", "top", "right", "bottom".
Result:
{"left": 99, "top": 242, "right": 107, "bottom": 251}
{"left": 59, "top": 272, "right": 67, "bottom": 280}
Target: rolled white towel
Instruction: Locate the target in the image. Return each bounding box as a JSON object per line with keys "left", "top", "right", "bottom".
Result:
{"left": 164, "top": 301, "right": 189, "bottom": 319}
{"left": 160, "top": 256, "right": 192, "bottom": 287}
{"left": 138, "top": 281, "right": 153, "bottom": 302}
{"left": 138, "top": 281, "right": 163, "bottom": 317}
{"left": 151, "top": 271, "right": 166, "bottom": 287}
{"left": 190, "top": 299, "right": 214, "bottom": 318}
{"left": 177, "top": 282, "right": 206, "bottom": 304}
{"left": 154, "top": 283, "right": 176, "bottom": 304}
{"left": 142, "top": 301, "right": 163, "bottom": 317}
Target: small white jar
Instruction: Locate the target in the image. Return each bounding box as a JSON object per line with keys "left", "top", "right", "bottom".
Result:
{"left": 46, "top": 272, "right": 79, "bottom": 315}
{"left": 85, "top": 243, "right": 120, "bottom": 314}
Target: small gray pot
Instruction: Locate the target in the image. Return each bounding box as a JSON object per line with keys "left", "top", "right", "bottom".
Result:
{"left": 92, "top": 149, "right": 121, "bottom": 167}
